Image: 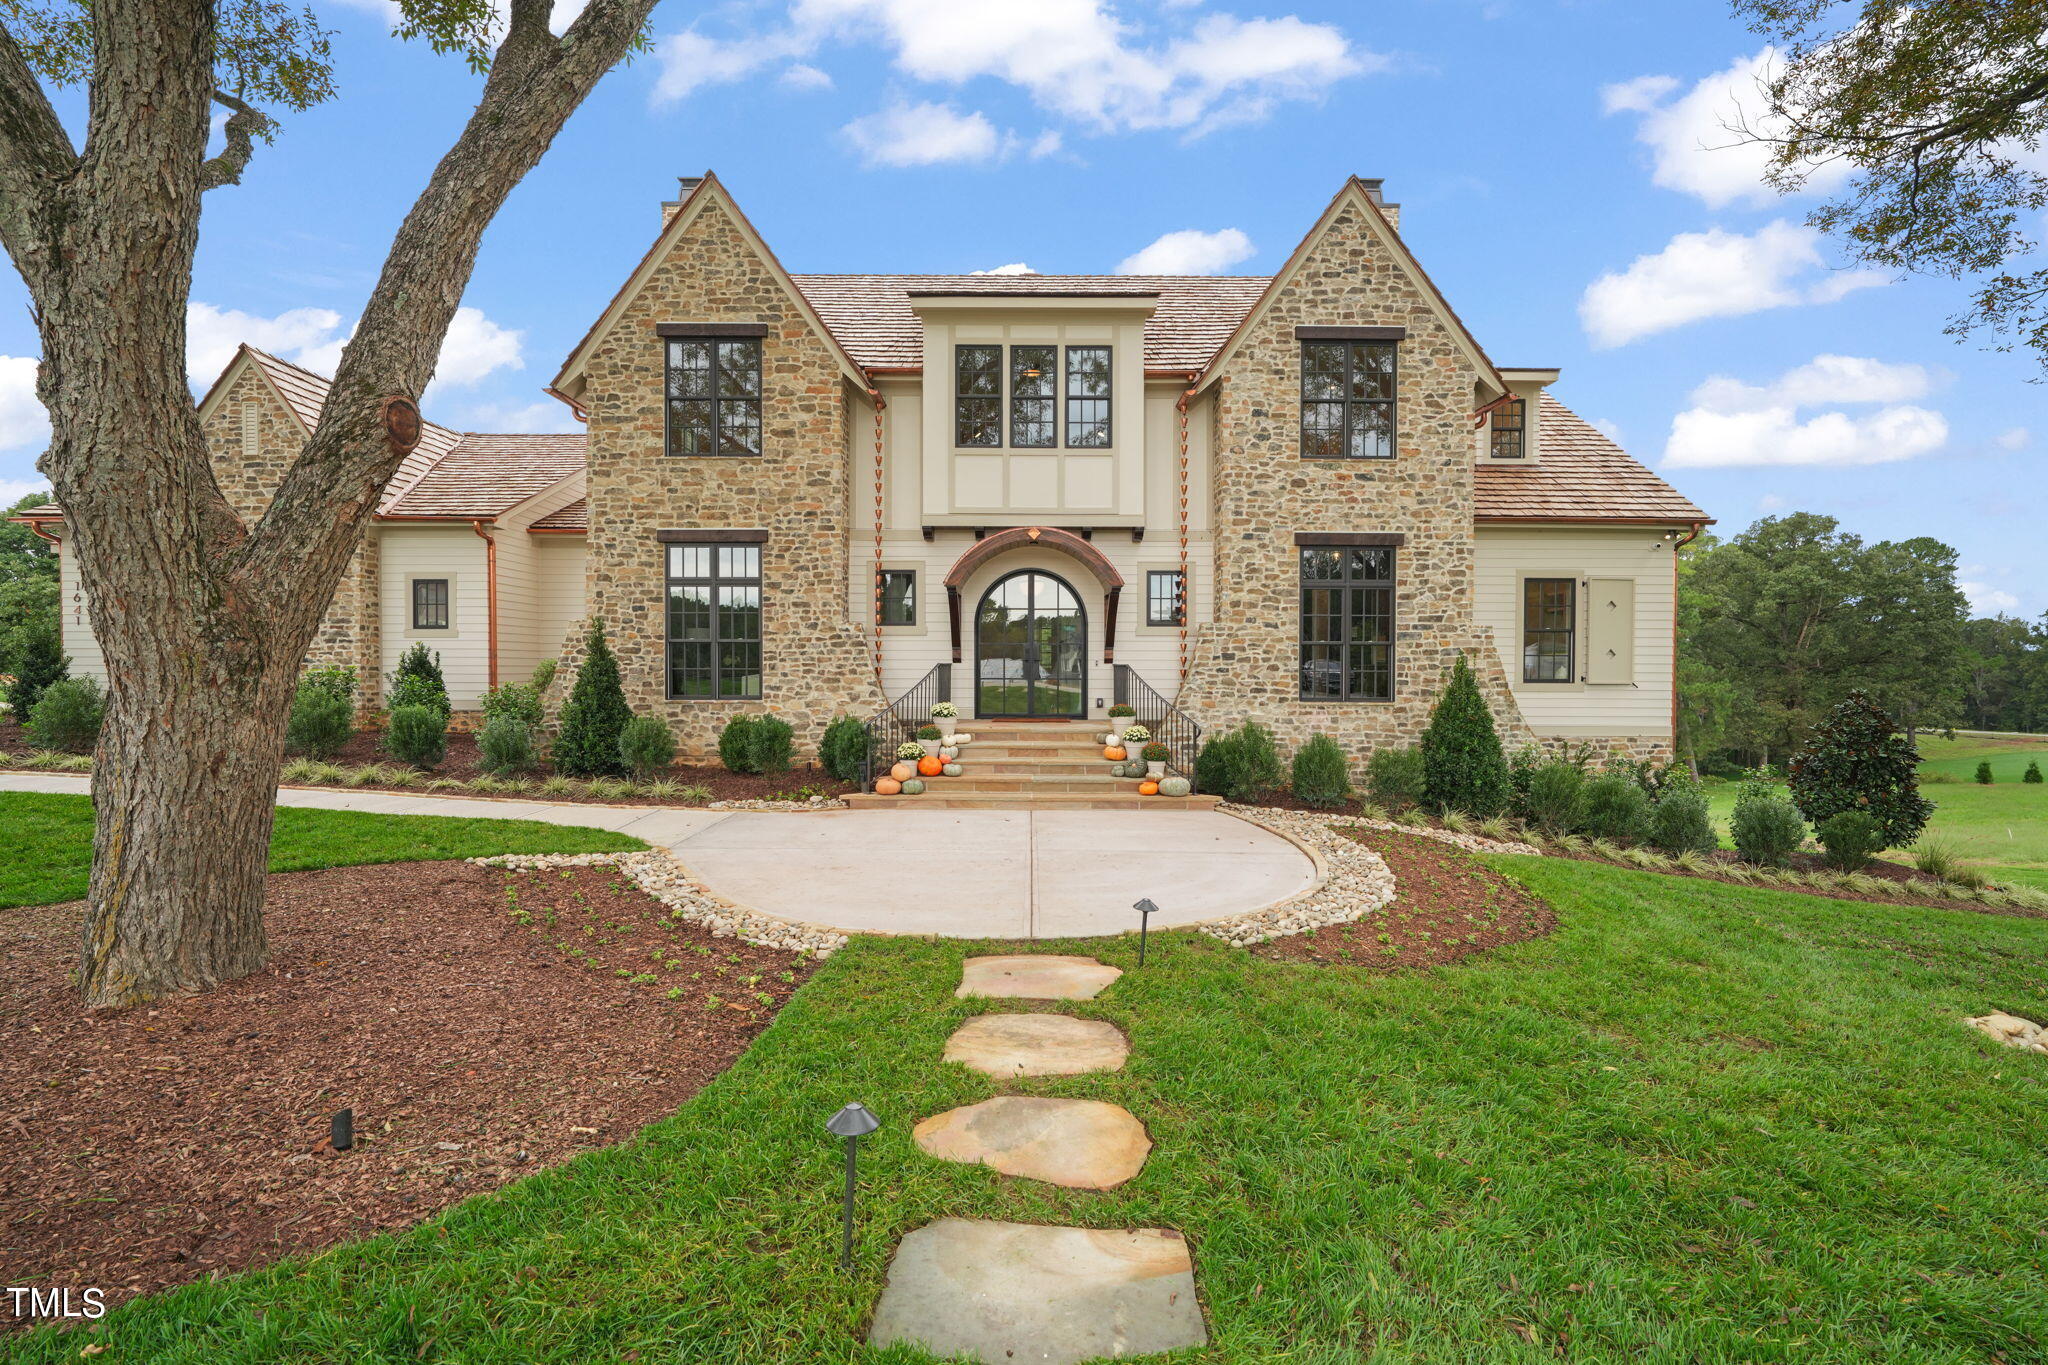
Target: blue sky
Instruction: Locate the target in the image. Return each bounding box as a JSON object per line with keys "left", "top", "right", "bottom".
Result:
{"left": 2, "top": 0, "right": 2041, "bottom": 616}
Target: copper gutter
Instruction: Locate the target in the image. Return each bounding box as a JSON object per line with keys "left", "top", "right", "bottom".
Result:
{"left": 23, "top": 517, "right": 59, "bottom": 546}
{"left": 471, "top": 519, "right": 499, "bottom": 689}
{"left": 544, "top": 385, "right": 589, "bottom": 422}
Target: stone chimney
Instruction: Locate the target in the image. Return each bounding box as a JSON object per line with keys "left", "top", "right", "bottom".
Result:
{"left": 661, "top": 175, "right": 705, "bottom": 227}
{"left": 1358, "top": 177, "right": 1401, "bottom": 232}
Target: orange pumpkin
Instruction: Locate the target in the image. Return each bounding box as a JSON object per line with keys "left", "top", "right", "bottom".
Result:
{"left": 1139, "top": 780, "right": 1160, "bottom": 796}
{"left": 875, "top": 777, "right": 903, "bottom": 795}
{"left": 890, "top": 761, "right": 916, "bottom": 782}
{"left": 1103, "top": 746, "right": 1127, "bottom": 762}
{"left": 917, "top": 755, "right": 944, "bottom": 777}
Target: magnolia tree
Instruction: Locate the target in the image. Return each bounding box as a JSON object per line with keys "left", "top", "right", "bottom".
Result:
{"left": 0, "top": 0, "right": 660, "bottom": 1006}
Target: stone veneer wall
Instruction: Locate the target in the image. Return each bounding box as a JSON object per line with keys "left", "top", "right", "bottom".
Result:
{"left": 1178, "top": 194, "right": 1536, "bottom": 766}
{"left": 562, "top": 194, "right": 881, "bottom": 760}
{"left": 201, "top": 365, "right": 384, "bottom": 708}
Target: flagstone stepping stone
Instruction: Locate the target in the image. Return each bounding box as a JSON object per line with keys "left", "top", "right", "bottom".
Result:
{"left": 957, "top": 954, "right": 1120, "bottom": 1001}
{"left": 944, "top": 1013, "right": 1130, "bottom": 1078}
{"left": 868, "top": 1218, "right": 1206, "bottom": 1365}
{"left": 914, "top": 1096, "right": 1150, "bottom": 1189}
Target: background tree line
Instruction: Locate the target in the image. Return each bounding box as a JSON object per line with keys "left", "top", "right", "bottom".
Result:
{"left": 1678, "top": 511, "right": 2044, "bottom": 772}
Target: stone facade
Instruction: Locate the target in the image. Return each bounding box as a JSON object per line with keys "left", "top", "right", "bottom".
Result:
{"left": 1179, "top": 194, "right": 1537, "bottom": 761}
{"left": 561, "top": 194, "right": 882, "bottom": 759}
{"left": 200, "top": 364, "right": 383, "bottom": 708}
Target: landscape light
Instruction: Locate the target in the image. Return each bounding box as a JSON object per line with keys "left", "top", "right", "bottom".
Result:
{"left": 331, "top": 1109, "right": 354, "bottom": 1153}
{"left": 1134, "top": 897, "right": 1159, "bottom": 966}
{"left": 825, "top": 1101, "right": 881, "bottom": 1270}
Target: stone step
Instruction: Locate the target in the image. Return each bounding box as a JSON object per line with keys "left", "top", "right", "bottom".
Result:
{"left": 926, "top": 775, "right": 1133, "bottom": 792}
{"left": 958, "top": 954, "right": 1122, "bottom": 1000}
{"left": 944, "top": 1014, "right": 1129, "bottom": 1078}
{"left": 868, "top": 1220, "right": 1206, "bottom": 1365}
{"left": 961, "top": 740, "right": 1126, "bottom": 758}
{"left": 914, "top": 1096, "right": 1150, "bottom": 1189}
{"left": 842, "top": 792, "right": 1221, "bottom": 811}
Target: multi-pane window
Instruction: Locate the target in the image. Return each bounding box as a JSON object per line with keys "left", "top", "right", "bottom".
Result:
{"left": 878, "top": 569, "right": 917, "bottom": 627}
{"left": 666, "top": 543, "right": 763, "bottom": 699}
{"left": 1146, "top": 569, "right": 1185, "bottom": 627}
{"left": 1301, "top": 340, "right": 1396, "bottom": 459}
{"left": 1065, "top": 346, "right": 1112, "bottom": 448}
{"left": 1523, "top": 578, "right": 1575, "bottom": 683}
{"left": 1009, "top": 346, "right": 1056, "bottom": 447}
{"left": 665, "top": 338, "right": 762, "bottom": 456}
{"left": 411, "top": 578, "right": 449, "bottom": 630}
{"left": 955, "top": 345, "right": 1002, "bottom": 447}
{"left": 1299, "top": 547, "right": 1395, "bottom": 700}
{"left": 1490, "top": 396, "right": 1526, "bottom": 459}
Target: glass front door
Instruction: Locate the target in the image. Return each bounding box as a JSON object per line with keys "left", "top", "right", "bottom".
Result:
{"left": 975, "top": 571, "right": 1086, "bottom": 718}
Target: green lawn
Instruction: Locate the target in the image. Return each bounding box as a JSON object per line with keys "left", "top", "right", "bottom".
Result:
{"left": 14, "top": 855, "right": 2047, "bottom": 1363}
{"left": 1916, "top": 733, "right": 2048, "bottom": 783}
{"left": 0, "top": 792, "right": 646, "bottom": 910}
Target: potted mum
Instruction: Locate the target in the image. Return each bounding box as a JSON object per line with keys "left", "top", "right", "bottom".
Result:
{"left": 1141, "top": 741, "right": 1170, "bottom": 781}
{"left": 930, "top": 700, "right": 959, "bottom": 739}
{"left": 916, "top": 723, "right": 944, "bottom": 758}
{"left": 893, "top": 740, "right": 923, "bottom": 782}
{"left": 1120, "top": 723, "right": 1150, "bottom": 763}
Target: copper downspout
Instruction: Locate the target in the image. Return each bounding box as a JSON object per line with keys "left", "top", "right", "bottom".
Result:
{"left": 1670, "top": 521, "right": 1705, "bottom": 751}
{"left": 472, "top": 519, "right": 499, "bottom": 689}
{"left": 866, "top": 385, "right": 887, "bottom": 693}
{"left": 1175, "top": 372, "right": 1199, "bottom": 686}
{"left": 24, "top": 518, "right": 59, "bottom": 546}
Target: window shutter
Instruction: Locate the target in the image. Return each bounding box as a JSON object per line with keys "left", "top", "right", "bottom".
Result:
{"left": 1586, "top": 578, "right": 1635, "bottom": 684}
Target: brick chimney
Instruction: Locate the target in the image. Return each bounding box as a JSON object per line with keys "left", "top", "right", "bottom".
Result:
{"left": 1358, "top": 177, "right": 1401, "bottom": 232}
{"left": 661, "top": 175, "right": 704, "bottom": 227}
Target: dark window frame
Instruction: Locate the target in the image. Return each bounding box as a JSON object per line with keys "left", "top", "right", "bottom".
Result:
{"left": 1300, "top": 339, "right": 1397, "bottom": 460}
{"left": 1490, "top": 396, "right": 1527, "bottom": 459}
{"left": 1145, "top": 569, "right": 1185, "bottom": 627}
{"left": 664, "top": 541, "right": 764, "bottom": 701}
{"left": 954, "top": 344, "right": 1003, "bottom": 448}
{"left": 1522, "top": 576, "right": 1576, "bottom": 684}
{"left": 878, "top": 568, "right": 917, "bottom": 627}
{"left": 411, "top": 577, "right": 450, "bottom": 631}
{"left": 1008, "top": 345, "right": 1057, "bottom": 448}
{"left": 1064, "top": 344, "right": 1112, "bottom": 449}
{"left": 1298, "top": 545, "right": 1396, "bottom": 701}
{"left": 664, "top": 336, "right": 763, "bottom": 457}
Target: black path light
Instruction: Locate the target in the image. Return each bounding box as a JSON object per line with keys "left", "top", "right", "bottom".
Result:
{"left": 825, "top": 1102, "right": 881, "bottom": 1270}
{"left": 331, "top": 1108, "right": 354, "bottom": 1153}
{"left": 1134, "top": 898, "right": 1159, "bottom": 966}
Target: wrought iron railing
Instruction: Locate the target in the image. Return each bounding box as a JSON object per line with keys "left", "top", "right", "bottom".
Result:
{"left": 861, "top": 664, "right": 952, "bottom": 787}
{"left": 1112, "top": 665, "right": 1202, "bottom": 791}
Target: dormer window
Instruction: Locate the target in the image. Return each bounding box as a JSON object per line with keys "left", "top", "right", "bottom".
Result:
{"left": 1490, "top": 396, "right": 1526, "bottom": 459}
{"left": 664, "top": 334, "right": 762, "bottom": 456}
{"left": 953, "top": 343, "right": 1115, "bottom": 449}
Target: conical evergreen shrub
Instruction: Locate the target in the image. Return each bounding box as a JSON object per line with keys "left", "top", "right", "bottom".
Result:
{"left": 1786, "top": 689, "right": 1934, "bottom": 848}
{"left": 552, "top": 620, "right": 632, "bottom": 777}
{"left": 1420, "top": 654, "right": 1510, "bottom": 817}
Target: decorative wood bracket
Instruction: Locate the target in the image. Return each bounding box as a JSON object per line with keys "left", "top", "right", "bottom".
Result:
{"left": 947, "top": 586, "right": 963, "bottom": 664}
{"left": 1103, "top": 585, "right": 1120, "bottom": 665}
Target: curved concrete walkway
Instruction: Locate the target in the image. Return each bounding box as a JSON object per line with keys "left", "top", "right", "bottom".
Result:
{"left": 2, "top": 774, "right": 1315, "bottom": 939}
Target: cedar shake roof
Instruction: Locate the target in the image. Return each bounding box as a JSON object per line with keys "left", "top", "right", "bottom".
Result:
{"left": 528, "top": 496, "right": 587, "bottom": 531}
{"left": 381, "top": 433, "right": 586, "bottom": 520}
{"left": 788, "top": 274, "right": 1270, "bottom": 373}
{"left": 1473, "top": 395, "right": 1708, "bottom": 525}
{"left": 238, "top": 348, "right": 468, "bottom": 515}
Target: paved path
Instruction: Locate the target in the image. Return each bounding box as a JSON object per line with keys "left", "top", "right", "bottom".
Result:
{"left": 2, "top": 775, "right": 1314, "bottom": 940}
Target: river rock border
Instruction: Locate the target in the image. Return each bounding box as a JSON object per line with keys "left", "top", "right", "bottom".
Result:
{"left": 470, "top": 850, "right": 850, "bottom": 958}
{"left": 1201, "top": 805, "right": 1398, "bottom": 946}
{"left": 1350, "top": 817, "right": 1546, "bottom": 858}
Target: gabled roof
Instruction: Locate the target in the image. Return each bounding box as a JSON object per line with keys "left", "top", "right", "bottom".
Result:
{"left": 529, "top": 497, "right": 587, "bottom": 532}
{"left": 1473, "top": 396, "right": 1709, "bottom": 524}
{"left": 1194, "top": 177, "right": 1505, "bottom": 396}
{"left": 789, "top": 275, "right": 1268, "bottom": 373}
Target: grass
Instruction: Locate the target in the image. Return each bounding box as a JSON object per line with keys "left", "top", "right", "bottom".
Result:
{"left": 14, "top": 856, "right": 2048, "bottom": 1362}
{"left": 971, "top": 683, "right": 1084, "bottom": 717}
{"left": 0, "top": 792, "right": 646, "bottom": 910}
{"left": 1915, "top": 733, "right": 2048, "bottom": 781}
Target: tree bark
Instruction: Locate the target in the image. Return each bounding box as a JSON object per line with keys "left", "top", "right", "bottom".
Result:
{"left": 0, "top": 0, "right": 657, "bottom": 1008}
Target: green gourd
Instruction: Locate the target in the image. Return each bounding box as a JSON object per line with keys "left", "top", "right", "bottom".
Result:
{"left": 1161, "top": 776, "right": 1191, "bottom": 798}
{"left": 942, "top": 763, "right": 963, "bottom": 777}
{"left": 901, "top": 778, "right": 926, "bottom": 795}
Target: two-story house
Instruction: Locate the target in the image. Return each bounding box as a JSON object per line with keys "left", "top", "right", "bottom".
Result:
{"left": 28, "top": 172, "right": 1709, "bottom": 774}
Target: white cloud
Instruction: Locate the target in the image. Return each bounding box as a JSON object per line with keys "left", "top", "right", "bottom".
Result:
{"left": 428, "top": 306, "right": 524, "bottom": 389}
{"left": 0, "top": 475, "right": 52, "bottom": 505}
{"left": 1118, "top": 226, "right": 1255, "bottom": 275}
{"left": 1579, "top": 220, "right": 1887, "bottom": 347}
{"left": 1665, "top": 354, "right": 1949, "bottom": 469}
{"left": 1996, "top": 426, "right": 2030, "bottom": 450}
{"left": 186, "top": 302, "right": 346, "bottom": 383}
{"left": 972, "top": 263, "right": 1040, "bottom": 276}
{"left": 1027, "top": 129, "right": 1063, "bottom": 159}
{"left": 1590, "top": 417, "right": 1623, "bottom": 443}
{"left": 1756, "top": 493, "right": 1787, "bottom": 512}
{"left": 843, "top": 101, "right": 1001, "bottom": 167}
{"left": 447, "top": 398, "right": 581, "bottom": 434}
{"left": 0, "top": 356, "right": 49, "bottom": 453}
{"left": 1962, "top": 580, "right": 2022, "bottom": 614}
{"left": 779, "top": 62, "right": 833, "bottom": 90}
{"left": 659, "top": 1, "right": 1376, "bottom": 137}
{"left": 1603, "top": 49, "right": 1852, "bottom": 208}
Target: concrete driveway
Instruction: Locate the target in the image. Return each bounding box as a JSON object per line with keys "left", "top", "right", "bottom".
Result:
{"left": 669, "top": 809, "right": 1317, "bottom": 938}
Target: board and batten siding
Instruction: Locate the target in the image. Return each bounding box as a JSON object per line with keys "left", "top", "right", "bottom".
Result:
{"left": 1473, "top": 525, "right": 1677, "bottom": 741}
{"left": 377, "top": 525, "right": 490, "bottom": 707}
{"left": 53, "top": 530, "right": 108, "bottom": 685}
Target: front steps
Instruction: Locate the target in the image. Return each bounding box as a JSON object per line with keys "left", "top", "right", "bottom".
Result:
{"left": 842, "top": 719, "right": 1219, "bottom": 811}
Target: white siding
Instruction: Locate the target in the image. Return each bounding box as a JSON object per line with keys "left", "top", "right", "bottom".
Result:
{"left": 493, "top": 476, "right": 586, "bottom": 684}
{"left": 1474, "top": 525, "right": 1676, "bottom": 740}
{"left": 378, "top": 525, "right": 491, "bottom": 706}
{"left": 53, "top": 530, "right": 107, "bottom": 685}
{"left": 530, "top": 536, "right": 588, "bottom": 670}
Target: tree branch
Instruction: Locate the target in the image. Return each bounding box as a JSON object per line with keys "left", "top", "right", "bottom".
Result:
{"left": 0, "top": 17, "right": 80, "bottom": 303}
{"left": 199, "top": 91, "right": 275, "bottom": 191}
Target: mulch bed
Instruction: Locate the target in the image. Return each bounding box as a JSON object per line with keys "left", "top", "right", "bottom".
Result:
{"left": 0, "top": 862, "right": 819, "bottom": 1328}
{"left": 1253, "top": 826, "right": 1556, "bottom": 969}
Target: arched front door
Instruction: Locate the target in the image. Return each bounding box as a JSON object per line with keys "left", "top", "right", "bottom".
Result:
{"left": 975, "top": 570, "right": 1087, "bottom": 718}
